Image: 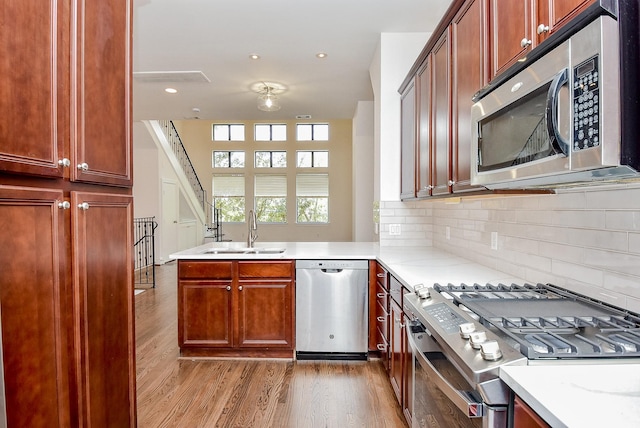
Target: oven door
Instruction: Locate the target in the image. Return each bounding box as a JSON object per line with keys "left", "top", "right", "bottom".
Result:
{"left": 408, "top": 323, "right": 506, "bottom": 428}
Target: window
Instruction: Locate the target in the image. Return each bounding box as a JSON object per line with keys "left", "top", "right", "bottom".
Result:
{"left": 296, "top": 174, "right": 328, "bottom": 223}
{"left": 297, "top": 150, "right": 328, "bottom": 167}
{"left": 212, "top": 124, "right": 245, "bottom": 141}
{"left": 212, "top": 175, "right": 245, "bottom": 222}
{"left": 255, "top": 151, "right": 287, "bottom": 168}
{"left": 255, "top": 124, "right": 287, "bottom": 141}
{"left": 212, "top": 151, "right": 245, "bottom": 168}
{"left": 296, "top": 123, "right": 329, "bottom": 141}
{"left": 255, "top": 175, "right": 287, "bottom": 223}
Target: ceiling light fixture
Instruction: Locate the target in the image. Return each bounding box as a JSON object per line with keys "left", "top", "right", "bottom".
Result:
{"left": 164, "top": 87, "right": 178, "bottom": 94}
{"left": 316, "top": 52, "right": 328, "bottom": 59}
{"left": 249, "top": 54, "right": 260, "bottom": 60}
{"left": 256, "top": 84, "right": 281, "bottom": 112}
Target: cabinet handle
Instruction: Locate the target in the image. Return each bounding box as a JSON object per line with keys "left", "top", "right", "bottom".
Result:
{"left": 226, "top": 286, "right": 231, "bottom": 291}
{"left": 377, "top": 316, "right": 386, "bottom": 322}
{"left": 238, "top": 286, "right": 243, "bottom": 291}
{"left": 376, "top": 293, "right": 386, "bottom": 298}
{"left": 77, "top": 202, "right": 90, "bottom": 210}
{"left": 377, "top": 344, "right": 386, "bottom": 351}
{"left": 448, "top": 180, "right": 456, "bottom": 186}
{"left": 77, "top": 162, "right": 89, "bottom": 171}
{"left": 58, "top": 158, "right": 70, "bottom": 167}
{"left": 520, "top": 38, "right": 532, "bottom": 48}
{"left": 376, "top": 273, "right": 385, "bottom": 278}
{"left": 537, "top": 24, "right": 549, "bottom": 35}
{"left": 58, "top": 201, "right": 70, "bottom": 210}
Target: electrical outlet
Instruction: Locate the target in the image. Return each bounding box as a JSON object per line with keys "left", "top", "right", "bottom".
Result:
{"left": 389, "top": 224, "right": 401, "bottom": 235}
{"left": 491, "top": 232, "right": 498, "bottom": 250}
{"left": 445, "top": 226, "right": 450, "bottom": 240}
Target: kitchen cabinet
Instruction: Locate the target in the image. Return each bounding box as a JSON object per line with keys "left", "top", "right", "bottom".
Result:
{"left": 0, "top": 0, "right": 135, "bottom": 426}
{"left": 178, "top": 260, "right": 295, "bottom": 358}
{"left": 400, "top": 78, "right": 417, "bottom": 200}
{"left": 514, "top": 395, "right": 551, "bottom": 428}
{"left": 388, "top": 275, "right": 412, "bottom": 425}
{"left": 489, "top": 0, "right": 595, "bottom": 78}
{"left": 373, "top": 262, "right": 390, "bottom": 369}
{"left": 399, "top": 0, "right": 486, "bottom": 200}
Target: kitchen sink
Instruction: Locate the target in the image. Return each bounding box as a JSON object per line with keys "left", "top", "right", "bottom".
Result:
{"left": 202, "top": 247, "right": 286, "bottom": 255}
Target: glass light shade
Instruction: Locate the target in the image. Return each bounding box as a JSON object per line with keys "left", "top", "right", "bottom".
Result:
{"left": 257, "top": 91, "right": 281, "bottom": 112}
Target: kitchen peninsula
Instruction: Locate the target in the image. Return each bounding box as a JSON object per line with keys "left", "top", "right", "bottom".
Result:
{"left": 171, "top": 241, "right": 640, "bottom": 427}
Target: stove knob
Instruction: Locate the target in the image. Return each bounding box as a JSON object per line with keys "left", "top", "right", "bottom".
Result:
{"left": 469, "top": 331, "right": 488, "bottom": 349}
{"left": 418, "top": 288, "right": 431, "bottom": 299}
{"left": 480, "top": 340, "right": 503, "bottom": 361}
{"left": 459, "top": 323, "right": 476, "bottom": 339}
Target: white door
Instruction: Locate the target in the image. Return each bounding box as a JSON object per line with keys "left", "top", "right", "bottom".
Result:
{"left": 161, "top": 179, "right": 179, "bottom": 262}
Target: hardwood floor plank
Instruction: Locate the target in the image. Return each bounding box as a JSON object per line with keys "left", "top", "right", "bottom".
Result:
{"left": 135, "top": 262, "right": 408, "bottom": 428}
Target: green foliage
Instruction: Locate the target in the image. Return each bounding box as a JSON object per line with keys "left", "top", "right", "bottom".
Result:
{"left": 214, "top": 197, "right": 245, "bottom": 222}
{"left": 256, "top": 197, "right": 287, "bottom": 223}
{"left": 297, "top": 197, "right": 328, "bottom": 223}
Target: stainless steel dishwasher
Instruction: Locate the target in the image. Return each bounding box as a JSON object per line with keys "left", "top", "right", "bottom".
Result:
{"left": 295, "top": 259, "right": 369, "bottom": 360}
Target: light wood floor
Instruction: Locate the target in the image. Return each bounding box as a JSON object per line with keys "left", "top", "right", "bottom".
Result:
{"left": 135, "top": 262, "right": 408, "bottom": 428}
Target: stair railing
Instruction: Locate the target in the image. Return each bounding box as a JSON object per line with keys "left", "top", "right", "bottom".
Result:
{"left": 134, "top": 217, "right": 158, "bottom": 288}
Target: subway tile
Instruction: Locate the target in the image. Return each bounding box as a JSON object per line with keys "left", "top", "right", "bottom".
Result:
{"left": 585, "top": 187, "right": 640, "bottom": 210}
{"left": 551, "top": 210, "right": 605, "bottom": 229}
{"left": 605, "top": 211, "right": 640, "bottom": 231}
{"left": 630, "top": 233, "right": 640, "bottom": 254}
{"left": 603, "top": 271, "right": 640, "bottom": 300}
{"left": 551, "top": 260, "right": 604, "bottom": 287}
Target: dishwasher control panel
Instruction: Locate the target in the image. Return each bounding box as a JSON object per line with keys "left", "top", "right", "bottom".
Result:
{"left": 295, "top": 259, "right": 369, "bottom": 270}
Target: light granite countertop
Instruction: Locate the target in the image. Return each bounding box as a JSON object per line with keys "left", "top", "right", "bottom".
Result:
{"left": 170, "top": 241, "right": 640, "bottom": 426}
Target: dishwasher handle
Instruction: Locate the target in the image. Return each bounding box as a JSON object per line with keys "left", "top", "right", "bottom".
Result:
{"left": 321, "top": 268, "right": 343, "bottom": 273}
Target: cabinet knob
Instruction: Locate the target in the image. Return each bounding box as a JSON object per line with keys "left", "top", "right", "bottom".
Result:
{"left": 376, "top": 344, "right": 386, "bottom": 351}
{"left": 448, "top": 180, "right": 456, "bottom": 186}
{"left": 537, "top": 24, "right": 550, "bottom": 35}
{"left": 238, "top": 286, "right": 243, "bottom": 291}
{"left": 58, "top": 158, "right": 71, "bottom": 167}
{"left": 77, "top": 202, "right": 90, "bottom": 210}
{"left": 226, "top": 286, "right": 231, "bottom": 291}
{"left": 58, "top": 201, "right": 70, "bottom": 210}
{"left": 77, "top": 162, "right": 89, "bottom": 171}
{"left": 520, "top": 38, "right": 532, "bottom": 48}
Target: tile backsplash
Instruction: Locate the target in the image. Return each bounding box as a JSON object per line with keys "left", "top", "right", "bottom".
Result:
{"left": 380, "top": 183, "right": 640, "bottom": 313}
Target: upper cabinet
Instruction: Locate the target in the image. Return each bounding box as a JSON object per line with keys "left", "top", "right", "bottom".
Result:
{"left": 489, "top": 0, "right": 595, "bottom": 78}
{"left": 0, "top": 0, "right": 132, "bottom": 187}
{"left": 400, "top": 0, "right": 594, "bottom": 200}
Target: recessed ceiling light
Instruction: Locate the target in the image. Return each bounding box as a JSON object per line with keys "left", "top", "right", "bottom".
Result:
{"left": 165, "top": 87, "right": 178, "bottom": 94}
{"left": 316, "top": 52, "right": 328, "bottom": 59}
{"left": 249, "top": 54, "right": 260, "bottom": 60}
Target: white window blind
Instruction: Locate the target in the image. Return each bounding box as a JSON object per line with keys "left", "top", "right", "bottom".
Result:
{"left": 255, "top": 175, "right": 287, "bottom": 197}
{"left": 296, "top": 174, "right": 328, "bottom": 196}
{"left": 213, "top": 175, "right": 244, "bottom": 196}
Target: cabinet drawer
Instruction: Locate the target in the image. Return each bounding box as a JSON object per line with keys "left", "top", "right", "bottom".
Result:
{"left": 376, "top": 263, "right": 388, "bottom": 290}
{"left": 238, "top": 260, "right": 294, "bottom": 279}
{"left": 179, "top": 261, "right": 233, "bottom": 279}
{"left": 390, "top": 275, "right": 405, "bottom": 305}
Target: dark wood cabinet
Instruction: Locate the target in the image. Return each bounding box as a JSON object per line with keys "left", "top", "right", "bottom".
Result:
{"left": 400, "top": 78, "right": 417, "bottom": 200}
{"left": 178, "top": 260, "right": 295, "bottom": 358}
{"left": 514, "top": 395, "right": 551, "bottom": 428}
{"left": 0, "top": 0, "right": 135, "bottom": 426}
{"left": 490, "top": 0, "right": 595, "bottom": 78}
{"left": 431, "top": 30, "right": 452, "bottom": 196}
{"left": 372, "top": 262, "right": 390, "bottom": 368}
{"left": 451, "top": 0, "right": 487, "bottom": 193}
{"left": 389, "top": 298, "right": 404, "bottom": 404}
{"left": 416, "top": 57, "right": 433, "bottom": 198}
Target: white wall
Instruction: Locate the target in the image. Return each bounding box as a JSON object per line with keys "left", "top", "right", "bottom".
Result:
{"left": 352, "top": 101, "right": 376, "bottom": 241}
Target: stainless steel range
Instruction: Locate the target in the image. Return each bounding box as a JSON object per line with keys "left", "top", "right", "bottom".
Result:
{"left": 403, "top": 282, "right": 640, "bottom": 428}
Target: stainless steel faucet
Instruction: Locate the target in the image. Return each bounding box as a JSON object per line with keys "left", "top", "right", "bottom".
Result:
{"left": 247, "top": 209, "right": 258, "bottom": 247}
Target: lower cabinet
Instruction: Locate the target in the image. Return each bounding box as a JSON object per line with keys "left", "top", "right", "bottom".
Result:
{"left": 514, "top": 395, "right": 551, "bottom": 428}
{"left": 178, "top": 260, "right": 295, "bottom": 357}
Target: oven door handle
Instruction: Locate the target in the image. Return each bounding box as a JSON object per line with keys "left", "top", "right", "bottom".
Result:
{"left": 409, "top": 332, "right": 484, "bottom": 418}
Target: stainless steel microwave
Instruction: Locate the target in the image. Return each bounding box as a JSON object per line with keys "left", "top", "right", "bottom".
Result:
{"left": 471, "top": 2, "right": 640, "bottom": 189}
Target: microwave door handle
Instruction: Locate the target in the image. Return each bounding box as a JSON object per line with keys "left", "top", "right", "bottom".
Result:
{"left": 545, "top": 68, "right": 570, "bottom": 156}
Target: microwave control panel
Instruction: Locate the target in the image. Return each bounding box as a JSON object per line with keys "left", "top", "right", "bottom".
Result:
{"left": 573, "top": 55, "right": 600, "bottom": 151}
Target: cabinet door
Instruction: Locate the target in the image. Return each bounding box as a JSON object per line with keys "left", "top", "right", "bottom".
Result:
{"left": 0, "top": 186, "right": 71, "bottom": 427}
{"left": 71, "top": 191, "right": 135, "bottom": 427}
{"left": 179, "top": 281, "right": 233, "bottom": 347}
{"left": 537, "top": 0, "right": 594, "bottom": 42}
{"left": 72, "top": 0, "right": 132, "bottom": 187}
{"left": 403, "top": 313, "right": 413, "bottom": 424}
{"left": 400, "top": 79, "right": 417, "bottom": 200}
{"left": 0, "top": 1, "right": 67, "bottom": 178}
{"left": 389, "top": 299, "right": 404, "bottom": 405}
{"left": 514, "top": 395, "right": 551, "bottom": 427}
{"left": 237, "top": 280, "right": 294, "bottom": 349}
{"left": 490, "top": 0, "right": 531, "bottom": 78}
{"left": 431, "top": 30, "right": 452, "bottom": 196}
{"left": 451, "top": 0, "right": 486, "bottom": 192}
{"left": 416, "top": 57, "right": 433, "bottom": 198}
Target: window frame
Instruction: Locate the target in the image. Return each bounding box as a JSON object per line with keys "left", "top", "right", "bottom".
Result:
{"left": 254, "top": 123, "right": 287, "bottom": 141}
{"left": 296, "top": 123, "right": 329, "bottom": 141}
{"left": 212, "top": 150, "right": 246, "bottom": 168}
{"left": 212, "top": 124, "right": 245, "bottom": 141}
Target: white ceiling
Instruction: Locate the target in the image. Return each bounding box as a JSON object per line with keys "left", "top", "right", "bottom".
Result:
{"left": 132, "top": 0, "right": 452, "bottom": 122}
